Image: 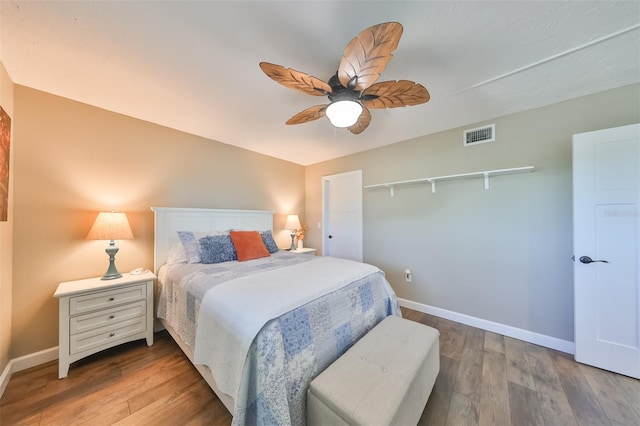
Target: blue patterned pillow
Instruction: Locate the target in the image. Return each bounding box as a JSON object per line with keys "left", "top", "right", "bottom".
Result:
{"left": 177, "top": 231, "right": 202, "bottom": 263}
{"left": 199, "top": 234, "right": 237, "bottom": 264}
{"left": 261, "top": 230, "right": 279, "bottom": 254}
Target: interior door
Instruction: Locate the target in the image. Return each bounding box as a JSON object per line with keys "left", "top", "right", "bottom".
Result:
{"left": 322, "top": 170, "right": 363, "bottom": 262}
{"left": 573, "top": 123, "right": 640, "bottom": 379}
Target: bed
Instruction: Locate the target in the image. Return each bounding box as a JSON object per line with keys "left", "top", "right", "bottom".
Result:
{"left": 152, "top": 207, "right": 400, "bottom": 425}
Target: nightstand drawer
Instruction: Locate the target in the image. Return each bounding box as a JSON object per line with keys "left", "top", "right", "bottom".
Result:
{"left": 69, "top": 283, "right": 145, "bottom": 315}
{"left": 70, "top": 316, "right": 147, "bottom": 355}
{"left": 70, "top": 301, "right": 146, "bottom": 335}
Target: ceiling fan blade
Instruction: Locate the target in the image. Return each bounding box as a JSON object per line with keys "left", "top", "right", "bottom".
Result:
{"left": 361, "top": 80, "right": 430, "bottom": 108}
{"left": 348, "top": 106, "right": 371, "bottom": 134}
{"left": 338, "top": 22, "right": 403, "bottom": 92}
{"left": 260, "top": 62, "right": 332, "bottom": 96}
{"left": 286, "top": 105, "right": 328, "bottom": 125}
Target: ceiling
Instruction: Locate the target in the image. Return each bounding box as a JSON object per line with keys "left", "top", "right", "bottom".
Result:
{"left": 1, "top": 1, "right": 638, "bottom": 166}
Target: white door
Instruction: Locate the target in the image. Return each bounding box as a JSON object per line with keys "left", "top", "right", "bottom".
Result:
{"left": 573, "top": 123, "right": 640, "bottom": 379}
{"left": 322, "top": 170, "right": 363, "bottom": 261}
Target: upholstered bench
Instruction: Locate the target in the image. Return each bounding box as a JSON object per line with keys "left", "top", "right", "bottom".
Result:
{"left": 307, "top": 315, "right": 440, "bottom": 426}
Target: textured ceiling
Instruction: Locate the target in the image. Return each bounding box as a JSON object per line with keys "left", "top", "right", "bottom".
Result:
{"left": 1, "top": 1, "right": 639, "bottom": 165}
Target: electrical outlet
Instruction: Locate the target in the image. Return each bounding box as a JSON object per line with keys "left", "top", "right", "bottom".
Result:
{"left": 404, "top": 269, "right": 412, "bottom": 283}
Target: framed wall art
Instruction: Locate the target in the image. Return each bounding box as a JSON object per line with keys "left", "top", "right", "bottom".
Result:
{"left": 0, "top": 106, "right": 11, "bottom": 221}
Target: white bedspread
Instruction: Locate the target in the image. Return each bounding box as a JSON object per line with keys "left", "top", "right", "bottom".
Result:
{"left": 193, "top": 256, "right": 380, "bottom": 401}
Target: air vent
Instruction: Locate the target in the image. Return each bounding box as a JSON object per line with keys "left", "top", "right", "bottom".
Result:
{"left": 463, "top": 124, "right": 495, "bottom": 146}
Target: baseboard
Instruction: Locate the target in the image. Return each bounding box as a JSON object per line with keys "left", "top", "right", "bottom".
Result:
{"left": 0, "top": 360, "right": 11, "bottom": 398}
{"left": 0, "top": 346, "right": 58, "bottom": 399}
{"left": 398, "top": 298, "right": 575, "bottom": 355}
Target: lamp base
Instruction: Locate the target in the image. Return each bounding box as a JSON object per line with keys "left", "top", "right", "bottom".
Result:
{"left": 101, "top": 269, "right": 122, "bottom": 280}
{"left": 290, "top": 232, "right": 296, "bottom": 251}
{"left": 101, "top": 242, "right": 123, "bottom": 280}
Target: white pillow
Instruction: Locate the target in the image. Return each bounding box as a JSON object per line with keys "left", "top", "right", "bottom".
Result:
{"left": 166, "top": 242, "right": 188, "bottom": 264}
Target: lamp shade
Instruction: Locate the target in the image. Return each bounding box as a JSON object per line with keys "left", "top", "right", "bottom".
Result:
{"left": 284, "top": 214, "right": 301, "bottom": 231}
{"left": 325, "top": 100, "right": 363, "bottom": 128}
{"left": 86, "top": 211, "right": 133, "bottom": 241}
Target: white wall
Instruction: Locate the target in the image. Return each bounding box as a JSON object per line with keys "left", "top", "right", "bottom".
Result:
{"left": 305, "top": 84, "right": 640, "bottom": 343}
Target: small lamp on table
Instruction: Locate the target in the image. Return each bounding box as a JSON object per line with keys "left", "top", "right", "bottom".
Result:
{"left": 284, "top": 214, "right": 301, "bottom": 251}
{"left": 86, "top": 211, "right": 134, "bottom": 280}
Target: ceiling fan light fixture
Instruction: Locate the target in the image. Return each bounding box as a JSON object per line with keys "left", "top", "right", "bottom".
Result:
{"left": 325, "top": 100, "right": 362, "bottom": 128}
{"left": 260, "top": 22, "right": 429, "bottom": 134}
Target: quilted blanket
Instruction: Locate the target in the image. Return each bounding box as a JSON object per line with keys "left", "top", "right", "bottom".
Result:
{"left": 157, "top": 253, "right": 399, "bottom": 425}
{"left": 232, "top": 270, "right": 399, "bottom": 425}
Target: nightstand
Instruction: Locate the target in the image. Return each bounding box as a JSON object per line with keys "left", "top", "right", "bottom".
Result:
{"left": 291, "top": 247, "right": 317, "bottom": 255}
{"left": 54, "top": 271, "right": 156, "bottom": 379}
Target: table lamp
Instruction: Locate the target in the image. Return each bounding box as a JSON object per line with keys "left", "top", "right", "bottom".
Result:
{"left": 284, "top": 214, "right": 301, "bottom": 251}
{"left": 86, "top": 211, "right": 133, "bottom": 280}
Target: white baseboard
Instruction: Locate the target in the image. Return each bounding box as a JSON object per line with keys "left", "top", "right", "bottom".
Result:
{"left": 0, "top": 346, "right": 58, "bottom": 399}
{"left": 398, "top": 298, "right": 575, "bottom": 355}
{"left": 0, "top": 361, "right": 11, "bottom": 398}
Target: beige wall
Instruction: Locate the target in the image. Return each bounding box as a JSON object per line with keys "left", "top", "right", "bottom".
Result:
{"left": 305, "top": 83, "right": 640, "bottom": 342}
{"left": 11, "top": 86, "right": 305, "bottom": 358}
{"left": 0, "top": 62, "right": 14, "bottom": 376}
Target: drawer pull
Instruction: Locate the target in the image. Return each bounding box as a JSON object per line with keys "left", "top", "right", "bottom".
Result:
{"left": 109, "top": 332, "right": 115, "bottom": 337}
{"left": 109, "top": 315, "right": 115, "bottom": 319}
{"left": 108, "top": 297, "right": 115, "bottom": 302}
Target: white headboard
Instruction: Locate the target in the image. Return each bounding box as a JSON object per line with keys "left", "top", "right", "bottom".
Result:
{"left": 151, "top": 207, "right": 274, "bottom": 273}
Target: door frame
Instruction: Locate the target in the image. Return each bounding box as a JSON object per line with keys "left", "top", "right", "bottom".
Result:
{"left": 322, "top": 170, "right": 363, "bottom": 261}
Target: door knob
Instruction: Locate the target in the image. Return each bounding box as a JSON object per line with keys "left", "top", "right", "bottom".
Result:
{"left": 579, "top": 256, "right": 609, "bottom": 264}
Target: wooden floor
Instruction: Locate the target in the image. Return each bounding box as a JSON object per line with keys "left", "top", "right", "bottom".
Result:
{"left": 1, "top": 308, "right": 638, "bottom": 425}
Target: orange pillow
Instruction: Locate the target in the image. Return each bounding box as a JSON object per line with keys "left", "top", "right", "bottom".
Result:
{"left": 229, "top": 231, "right": 271, "bottom": 261}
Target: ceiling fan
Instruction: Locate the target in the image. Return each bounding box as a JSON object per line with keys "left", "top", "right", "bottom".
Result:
{"left": 259, "top": 22, "right": 430, "bottom": 134}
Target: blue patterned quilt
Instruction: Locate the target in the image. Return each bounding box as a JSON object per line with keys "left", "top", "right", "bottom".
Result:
{"left": 157, "top": 252, "right": 399, "bottom": 425}
{"left": 233, "top": 272, "right": 400, "bottom": 425}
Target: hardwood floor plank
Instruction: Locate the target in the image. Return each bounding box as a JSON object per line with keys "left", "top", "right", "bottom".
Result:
{"left": 126, "top": 357, "right": 202, "bottom": 414}
{"left": 421, "top": 313, "right": 442, "bottom": 330}
{"left": 183, "top": 404, "right": 233, "bottom": 426}
{"left": 463, "top": 326, "right": 485, "bottom": 351}
{"left": 508, "top": 381, "right": 545, "bottom": 426}
{"left": 505, "top": 336, "right": 536, "bottom": 390}
{"left": 551, "top": 350, "right": 611, "bottom": 426}
{"left": 579, "top": 363, "right": 640, "bottom": 426}
{"left": 525, "top": 342, "right": 578, "bottom": 426}
{"left": 0, "top": 362, "right": 52, "bottom": 405}
{"left": 419, "top": 355, "right": 459, "bottom": 425}
{"left": 42, "top": 401, "right": 131, "bottom": 426}
{"left": 112, "top": 376, "right": 222, "bottom": 426}
{"left": 441, "top": 321, "right": 467, "bottom": 362}
{"left": 479, "top": 348, "right": 511, "bottom": 426}
{"left": 401, "top": 306, "right": 424, "bottom": 322}
{"left": 117, "top": 336, "right": 182, "bottom": 377}
{"left": 448, "top": 326, "right": 484, "bottom": 425}
{"left": 430, "top": 314, "right": 452, "bottom": 336}
{"left": 612, "top": 374, "right": 640, "bottom": 419}
{"left": 484, "top": 331, "right": 505, "bottom": 354}
{"left": 454, "top": 328, "right": 484, "bottom": 397}
{"left": 446, "top": 391, "right": 478, "bottom": 426}
{"left": 0, "top": 395, "right": 43, "bottom": 426}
